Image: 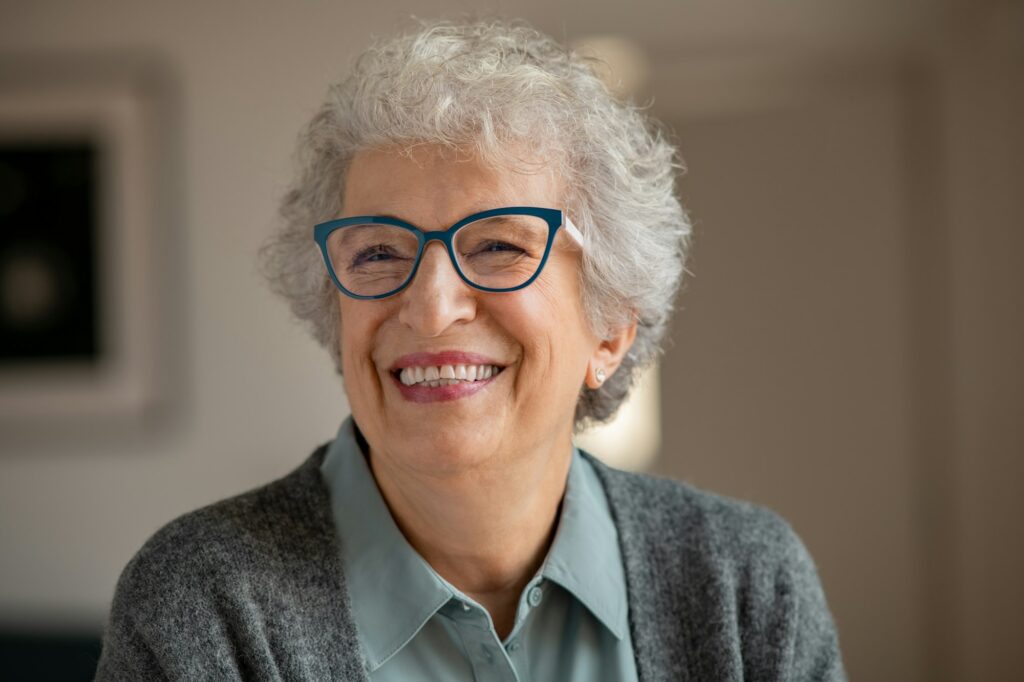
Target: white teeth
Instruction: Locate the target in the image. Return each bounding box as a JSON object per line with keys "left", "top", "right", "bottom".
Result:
{"left": 398, "top": 364, "right": 501, "bottom": 387}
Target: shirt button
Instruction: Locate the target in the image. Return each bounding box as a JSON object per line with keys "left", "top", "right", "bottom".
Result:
{"left": 460, "top": 601, "right": 471, "bottom": 612}
{"left": 527, "top": 585, "right": 543, "bottom": 607}
{"left": 508, "top": 640, "right": 520, "bottom": 652}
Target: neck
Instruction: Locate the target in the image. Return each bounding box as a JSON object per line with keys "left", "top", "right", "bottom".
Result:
{"left": 365, "top": 430, "right": 573, "bottom": 635}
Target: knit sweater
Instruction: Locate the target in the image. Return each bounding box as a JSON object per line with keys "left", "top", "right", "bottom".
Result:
{"left": 94, "top": 445, "right": 847, "bottom": 681}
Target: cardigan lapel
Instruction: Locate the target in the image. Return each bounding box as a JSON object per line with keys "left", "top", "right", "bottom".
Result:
{"left": 583, "top": 452, "right": 689, "bottom": 682}
{"left": 288, "top": 446, "right": 373, "bottom": 681}
{"left": 584, "top": 451, "right": 737, "bottom": 682}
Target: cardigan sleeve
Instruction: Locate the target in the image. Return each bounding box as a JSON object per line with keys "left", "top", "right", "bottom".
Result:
{"left": 738, "top": 514, "right": 847, "bottom": 682}
{"left": 784, "top": 526, "right": 846, "bottom": 681}
{"left": 93, "top": 532, "right": 246, "bottom": 682}
{"left": 93, "top": 545, "right": 177, "bottom": 681}
{"left": 93, "top": 588, "right": 169, "bottom": 681}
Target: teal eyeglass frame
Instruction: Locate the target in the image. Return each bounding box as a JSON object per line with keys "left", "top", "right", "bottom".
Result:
{"left": 313, "top": 206, "right": 584, "bottom": 300}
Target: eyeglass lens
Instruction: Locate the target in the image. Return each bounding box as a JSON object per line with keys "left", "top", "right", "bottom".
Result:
{"left": 325, "top": 213, "right": 552, "bottom": 297}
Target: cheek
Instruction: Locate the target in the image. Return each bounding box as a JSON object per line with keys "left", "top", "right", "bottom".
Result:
{"left": 337, "top": 299, "right": 381, "bottom": 374}
{"left": 534, "top": 259, "right": 593, "bottom": 333}
{"left": 506, "top": 273, "right": 593, "bottom": 372}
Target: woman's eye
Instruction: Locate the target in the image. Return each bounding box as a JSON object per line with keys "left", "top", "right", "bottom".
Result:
{"left": 352, "top": 245, "right": 399, "bottom": 266}
{"left": 478, "top": 241, "right": 525, "bottom": 254}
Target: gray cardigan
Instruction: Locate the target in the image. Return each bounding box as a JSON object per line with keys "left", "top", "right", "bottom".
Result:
{"left": 95, "top": 446, "right": 846, "bottom": 681}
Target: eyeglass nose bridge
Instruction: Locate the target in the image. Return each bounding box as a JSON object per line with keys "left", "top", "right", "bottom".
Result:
{"left": 406, "top": 227, "right": 474, "bottom": 292}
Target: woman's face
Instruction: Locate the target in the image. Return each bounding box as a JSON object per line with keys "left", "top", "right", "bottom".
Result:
{"left": 337, "top": 145, "right": 615, "bottom": 476}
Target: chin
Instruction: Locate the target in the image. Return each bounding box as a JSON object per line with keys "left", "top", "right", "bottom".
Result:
{"left": 387, "top": 425, "right": 498, "bottom": 474}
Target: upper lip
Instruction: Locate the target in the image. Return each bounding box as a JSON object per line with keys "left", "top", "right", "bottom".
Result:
{"left": 389, "top": 351, "right": 507, "bottom": 371}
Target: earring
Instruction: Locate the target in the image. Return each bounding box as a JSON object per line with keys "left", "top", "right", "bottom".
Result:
{"left": 594, "top": 367, "right": 606, "bottom": 385}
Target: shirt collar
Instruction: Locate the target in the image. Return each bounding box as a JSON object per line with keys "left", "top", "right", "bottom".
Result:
{"left": 541, "top": 444, "right": 630, "bottom": 641}
{"left": 320, "top": 416, "right": 629, "bottom": 669}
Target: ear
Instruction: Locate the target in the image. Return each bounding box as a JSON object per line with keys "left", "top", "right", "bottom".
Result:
{"left": 585, "top": 318, "right": 638, "bottom": 389}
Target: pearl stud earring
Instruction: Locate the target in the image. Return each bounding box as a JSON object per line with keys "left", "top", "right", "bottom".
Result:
{"left": 595, "top": 367, "right": 606, "bottom": 385}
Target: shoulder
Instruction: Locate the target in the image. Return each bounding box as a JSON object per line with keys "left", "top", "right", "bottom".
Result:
{"left": 97, "top": 444, "right": 367, "bottom": 679}
{"left": 110, "top": 444, "right": 333, "bottom": 617}
{"left": 585, "top": 453, "right": 805, "bottom": 569}
{"left": 585, "top": 453, "right": 845, "bottom": 679}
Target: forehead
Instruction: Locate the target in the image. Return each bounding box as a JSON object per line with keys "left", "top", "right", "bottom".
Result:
{"left": 341, "top": 144, "right": 565, "bottom": 226}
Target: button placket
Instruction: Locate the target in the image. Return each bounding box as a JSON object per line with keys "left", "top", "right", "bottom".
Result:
{"left": 467, "top": 626, "right": 519, "bottom": 681}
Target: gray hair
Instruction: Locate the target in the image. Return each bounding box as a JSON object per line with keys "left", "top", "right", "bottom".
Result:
{"left": 261, "top": 18, "right": 691, "bottom": 427}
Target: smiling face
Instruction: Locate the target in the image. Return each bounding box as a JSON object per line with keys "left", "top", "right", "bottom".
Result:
{"left": 337, "top": 144, "right": 621, "bottom": 478}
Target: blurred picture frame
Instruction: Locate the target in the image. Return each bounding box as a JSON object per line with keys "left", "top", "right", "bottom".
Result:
{"left": 0, "top": 55, "right": 176, "bottom": 428}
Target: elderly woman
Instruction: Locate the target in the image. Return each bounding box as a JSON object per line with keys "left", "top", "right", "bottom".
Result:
{"left": 96, "top": 19, "right": 845, "bottom": 682}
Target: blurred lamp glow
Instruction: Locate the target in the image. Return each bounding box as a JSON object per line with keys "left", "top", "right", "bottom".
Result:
{"left": 571, "top": 35, "right": 650, "bottom": 99}
{"left": 575, "top": 363, "right": 661, "bottom": 471}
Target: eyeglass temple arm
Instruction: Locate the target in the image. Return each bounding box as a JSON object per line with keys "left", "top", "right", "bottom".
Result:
{"left": 562, "top": 216, "right": 585, "bottom": 246}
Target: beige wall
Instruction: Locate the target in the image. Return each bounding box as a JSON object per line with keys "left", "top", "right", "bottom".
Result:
{"left": 0, "top": 1, "right": 1020, "bottom": 679}
{"left": 658, "top": 78, "right": 924, "bottom": 680}
{"left": 940, "top": 5, "right": 1024, "bottom": 678}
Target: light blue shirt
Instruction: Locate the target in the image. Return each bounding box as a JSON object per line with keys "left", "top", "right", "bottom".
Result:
{"left": 319, "top": 417, "right": 639, "bottom": 681}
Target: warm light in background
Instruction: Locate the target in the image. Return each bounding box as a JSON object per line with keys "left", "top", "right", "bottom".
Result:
{"left": 575, "top": 364, "right": 661, "bottom": 471}
{"left": 570, "top": 35, "right": 650, "bottom": 99}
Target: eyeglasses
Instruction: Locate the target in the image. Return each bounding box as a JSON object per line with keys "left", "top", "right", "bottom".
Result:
{"left": 313, "top": 206, "right": 583, "bottom": 300}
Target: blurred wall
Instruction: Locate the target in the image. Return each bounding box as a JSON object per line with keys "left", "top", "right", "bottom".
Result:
{"left": 0, "top": 1, "right": 1020, "bottom": 680}
{"left": 661, "top": 79, "right": 925, "bottom": 680}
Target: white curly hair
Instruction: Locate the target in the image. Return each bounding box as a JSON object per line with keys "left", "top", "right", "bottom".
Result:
{"left": 261, "top": 17, "right": 692, "bottom": 426}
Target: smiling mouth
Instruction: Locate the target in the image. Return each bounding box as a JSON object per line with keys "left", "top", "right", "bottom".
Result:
{"left": 392, "top": 363, "right": 505, "bottom": 388}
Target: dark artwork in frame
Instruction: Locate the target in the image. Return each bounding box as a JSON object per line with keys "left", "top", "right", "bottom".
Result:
{"left": 0, "top": 141, "right": 101, "bottom": 365}
{"left": 0, "top": 54, "right": 176, "bottom": 425}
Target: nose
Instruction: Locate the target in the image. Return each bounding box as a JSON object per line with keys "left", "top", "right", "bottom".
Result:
{"left": 397, "top": 241, "right": 477, "bottom": 336}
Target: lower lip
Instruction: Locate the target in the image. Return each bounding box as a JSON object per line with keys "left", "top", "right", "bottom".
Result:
{"left": 391, "top": 372, "right": 500, "bottom": 403}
